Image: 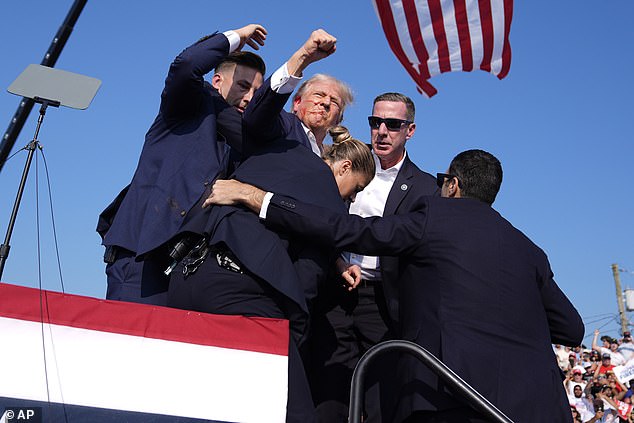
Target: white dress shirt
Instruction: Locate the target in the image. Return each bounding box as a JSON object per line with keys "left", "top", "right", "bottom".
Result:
{"left": 343, "top": 152, "right": 406, "bottom": 280}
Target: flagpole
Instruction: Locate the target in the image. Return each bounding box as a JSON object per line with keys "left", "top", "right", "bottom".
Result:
{"left": 0, "top": 0, "right": 88, "bottom": 173}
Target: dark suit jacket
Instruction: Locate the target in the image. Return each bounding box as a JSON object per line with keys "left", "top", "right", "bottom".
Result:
{"left": 97, "top": 33, "right": 243, "bottom": 258}
{"left": 377, "top": 155, "right": 438, "bottom": 329}
{"left": 177, "top": 139, "right": 347, "bottom": 327}
{"left": 242, "top": 78, "right": 312, "bottom": 150}
{"left": 264, "top": 194, "right": 584, "bottom": 423}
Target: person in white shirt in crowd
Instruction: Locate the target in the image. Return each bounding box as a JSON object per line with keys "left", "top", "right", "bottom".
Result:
{"left": 567, "top": 368, "right": 589, "bottom": 396}
{"left": 568, "top": 384, "right": 595, "bottom": 422}
{"left": 593, "top": 329, "right": 626, "bottom": 366}
{"left": 619, "top": 331, "right": 634, "bottom": 363}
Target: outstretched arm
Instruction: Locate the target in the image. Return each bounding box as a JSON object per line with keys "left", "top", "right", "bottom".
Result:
{"left": 242, "top": 29, "right": 338, "bottom": 146}
{"left": 161, "top": 24, "right": 267, "bottom": 118}
{"left": 233, "top": 24, "right": 267, "bottom": 51}
{"left": 591, "top": 329, "right": 603, "bottom": 354}
{"left": 204, "top": 179, "right": 427, "bottom": 257}
{"left": 286, "top": 29, "right": 337, "bottom": 77}
{"left": 203, "top": 178, "right": 266, "bottom": 211}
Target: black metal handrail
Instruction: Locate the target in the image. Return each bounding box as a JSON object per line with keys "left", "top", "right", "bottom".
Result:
{"left": 348, "top": 340, "right": 514, "bottom": 423}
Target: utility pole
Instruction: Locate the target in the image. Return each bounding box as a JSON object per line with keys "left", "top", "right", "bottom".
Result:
{"left": 612, "top": 263, "right": 628, "bottom": 335}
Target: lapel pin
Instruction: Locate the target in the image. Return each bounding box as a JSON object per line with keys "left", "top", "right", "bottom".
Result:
{"left": 401, "top": 184, "right": 408, "bottom": 191}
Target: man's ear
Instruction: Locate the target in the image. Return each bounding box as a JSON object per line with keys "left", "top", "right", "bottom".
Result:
{"left": 211, "top": 73, "right": 223, "bottom": 90}
{"left": 292, "top": 96, "right": 301, "bottom": 114}
{"left": 405, "top": 122, "right": 416, "bottom": 140}
{"left": 446, "top": 176, "right": 460, "bottom": 198}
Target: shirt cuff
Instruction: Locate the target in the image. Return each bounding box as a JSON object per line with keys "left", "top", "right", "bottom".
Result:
{"left": 270, "top": 63, "right": 302, "bottom": 94}
{"left": 259, "top": 192, "right": 274, "bottom": 219}
{"left": 223, "top": 30, "right": 240, "bottom": 53}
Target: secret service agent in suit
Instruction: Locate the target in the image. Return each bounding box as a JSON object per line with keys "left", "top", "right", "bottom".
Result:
{"left": 242, "top": 29, "right": 353, "bottom": 157}
{"left": 308, "top": 92, "right": 439, "bottom": 423}
{"left": 168, "top": 128, "right": 375, "bottom": 423}
{"left": 96, "top": 24, "right": 266, "bottom": 305}
{"left": 206, "top": 149, "right": 585, "bottom": 423}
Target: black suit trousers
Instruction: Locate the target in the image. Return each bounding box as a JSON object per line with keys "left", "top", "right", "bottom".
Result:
{"left": 308, "top": 282, "right": 398, "bottom": 423}
{"left": 167, "top": 254, "right": 316, "bottom": 423}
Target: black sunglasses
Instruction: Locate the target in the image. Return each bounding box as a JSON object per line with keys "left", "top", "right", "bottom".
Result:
{"left": 436, "top": 172, "right": 460, "bottom": 188}
{"left": 368, "top": 116, "right": 412, "bottom": 131}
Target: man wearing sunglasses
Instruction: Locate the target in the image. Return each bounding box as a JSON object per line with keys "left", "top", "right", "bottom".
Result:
{"left": 205, "top": 149, "right": 584, "bottom": 423}
{"left": 306, "top": 92, "right": 438, "bottom": 422}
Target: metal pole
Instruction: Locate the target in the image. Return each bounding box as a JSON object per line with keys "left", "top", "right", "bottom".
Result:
{"left": 612, "top": 263, "right": 628, "bottom": 335}
{"left": 0, "top": 102, "right": 54, "bottom": 279}
{"left": 348, "top": 340, "right": 514, "bottom": 423}
{"left": 0, "top": 0, "right": 88, "bottom": 172}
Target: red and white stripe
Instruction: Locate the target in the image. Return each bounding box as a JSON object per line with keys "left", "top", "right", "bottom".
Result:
{"left": 373, "top": 0, "right": 513, "bottom": 97}
{"left": 0, "top": 283, "right": 289, "bottom": 423}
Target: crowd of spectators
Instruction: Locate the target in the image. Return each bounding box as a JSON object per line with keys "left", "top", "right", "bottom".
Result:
{"left": 559, "top": 330, "right": 634, "bottom": 422}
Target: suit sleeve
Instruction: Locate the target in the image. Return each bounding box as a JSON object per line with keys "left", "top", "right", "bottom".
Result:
{"left": 539, "top": 260, "right": 585, "bottom": 346}
{"left": 242, "top": 78, "right": 294, "bottom": 148}
{"left": 160, "top": 32, "right": 229, "bottom": 119}
{"left": 266, "top": 194, "right": 428, "bottom": 257}
{"left": 214, "top": 99, "right": 245, "bottom": 153}
{"left": 289, "top": 240, "right": 336, "bottom": 304}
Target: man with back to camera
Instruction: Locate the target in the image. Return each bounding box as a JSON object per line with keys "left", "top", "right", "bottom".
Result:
{"left": 96, "top": 24, "right": 266, "bottom": 305}
{"left": 205, "top": 149, "right": 584, "bottom": 422}
{"left": 306, "top": 92, "right": 438, "bottom": 422}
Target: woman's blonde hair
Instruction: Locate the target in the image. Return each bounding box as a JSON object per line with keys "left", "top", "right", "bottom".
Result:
{"left": 322, "top": 126, "right": 375, "bottom": 181}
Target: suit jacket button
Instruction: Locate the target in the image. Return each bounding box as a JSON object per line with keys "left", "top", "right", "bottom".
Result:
{"left": 281, "top": 201, "right": 295, "bottom": 209}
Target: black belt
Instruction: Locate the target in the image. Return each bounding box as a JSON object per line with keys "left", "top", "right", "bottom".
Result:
{"left": 174, "top": 237, "right": 244, "bottom": 277}
{"left": 358, "top": 279, "right": 380, "bottom": 288}
{"left": 103, "top": 245, "right": 134, "bottom": 264}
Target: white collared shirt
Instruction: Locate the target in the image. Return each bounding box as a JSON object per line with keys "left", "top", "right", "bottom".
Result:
{"left": 270, "top": 62, "right": 302, "bottom": 94}
{"left": 222, "top": 30, "right": 241, "bottom": 53}
{"left": 301, "top": 122, "right": 322, "bottom": 156}
{"left": 343, "top": 152, "right": 407, "bottom": 280}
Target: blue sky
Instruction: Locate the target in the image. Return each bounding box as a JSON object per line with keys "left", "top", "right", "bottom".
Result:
{"left": 0, "top": 1, "right": 632, "bottom": 345}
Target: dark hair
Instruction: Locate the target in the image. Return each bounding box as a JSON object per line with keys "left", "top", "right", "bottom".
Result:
{"left": 448, "top": 149, "right": 502, "bottom": 205}
{"left": 323, "top": 126, "right": 375, "bottom": 182}
{"left": 373, "top": 92, "right": 415, "bottom": 121}
{"left": 216, "top": 51, "right": 266, "bottom": 76}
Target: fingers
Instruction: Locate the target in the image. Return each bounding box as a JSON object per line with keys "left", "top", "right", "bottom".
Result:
{"left": 310, "top": 29, "right": 336, "bottom": 50}
{"left": 343, "top": 272, "right": 360, "bottom": 291}
{"left": 341, "top": 264, "right": 362, "bottom": 291}
{"left": 246, "top": 26, "right": 267, "bottom": 50}
{"left": 308, "top": 29, "right": 336, "bottom": 56}
{"left": 202, "top": 196, "right": 213, "bottom": 208}
{"left": 234, "top": 24, "right": 267, "bottom": 51}
{"left": 202, "top": 179, "right": 235, "bottom": 208}
{"left": 349, "top": 265, "right": 361, "bottom": 282}
{"left": 300, "top": 29, "right": 337, "bottom": 62}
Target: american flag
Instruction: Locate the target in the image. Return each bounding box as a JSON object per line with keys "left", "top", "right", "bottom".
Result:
{"left": 373, "top": 0, "right": 513, "bottom": 97}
